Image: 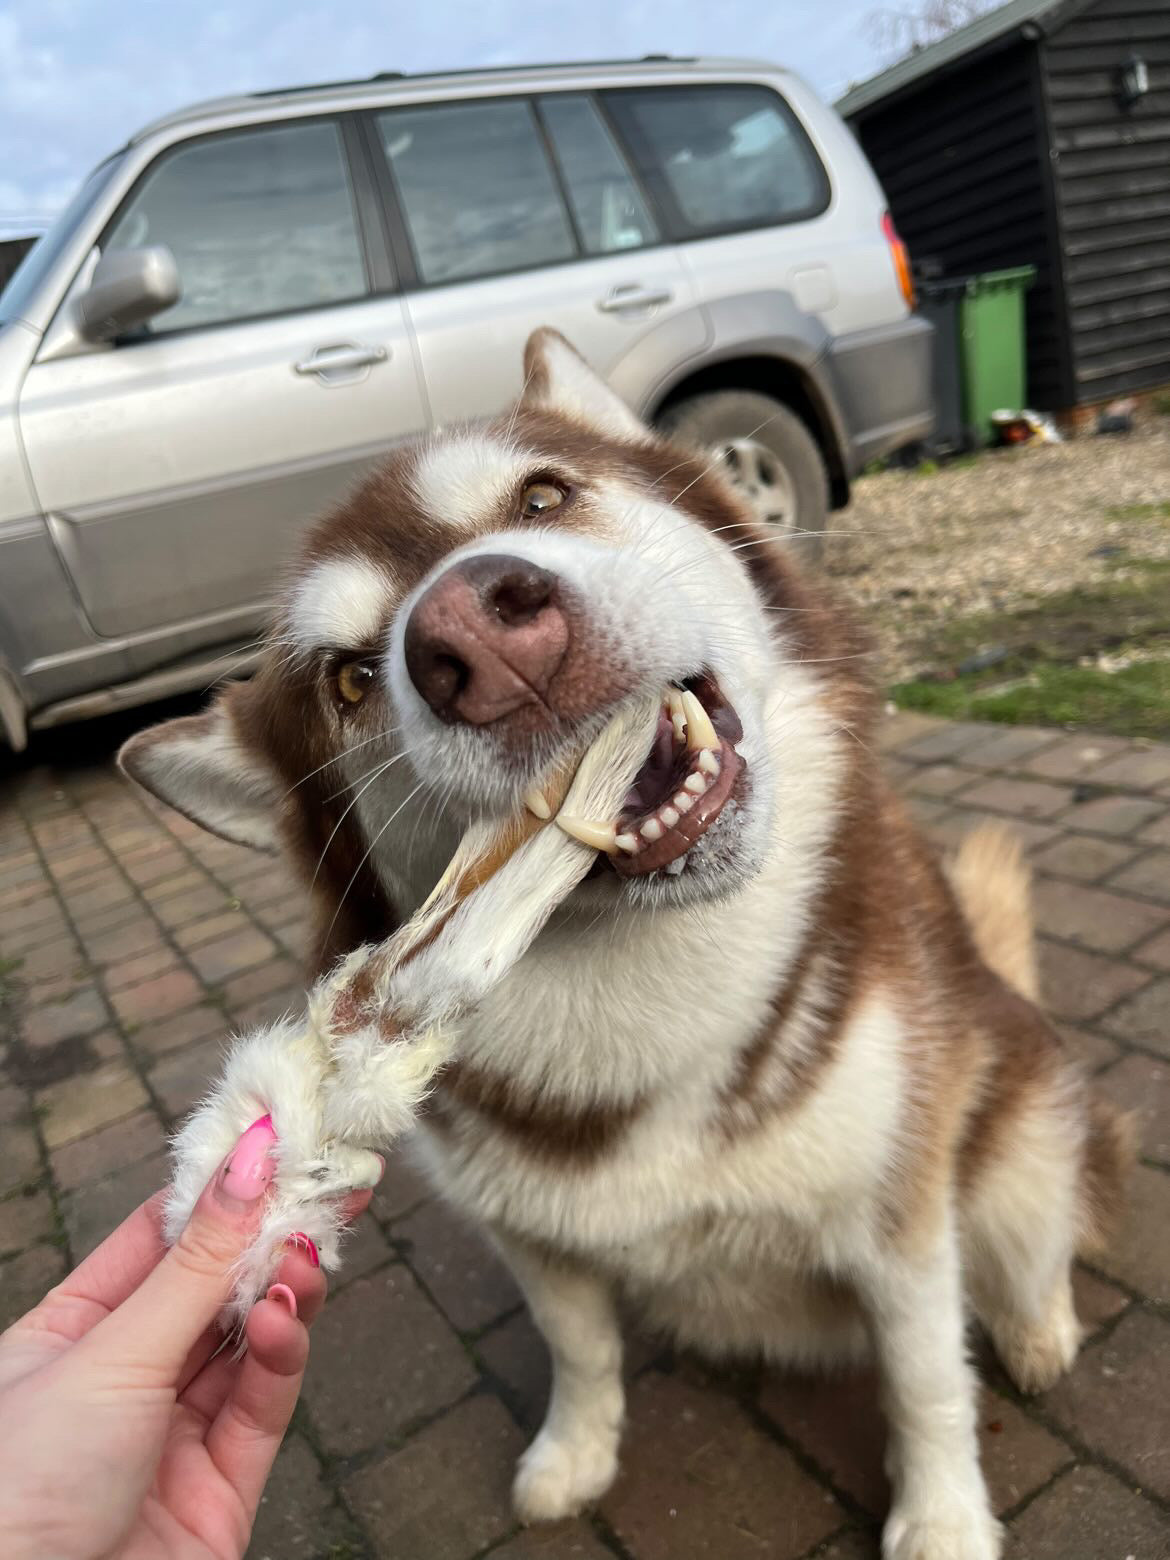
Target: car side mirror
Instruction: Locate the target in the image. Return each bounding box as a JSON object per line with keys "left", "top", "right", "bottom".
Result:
{"left": 76, "top": 246, "right": 180, "bottom": 342}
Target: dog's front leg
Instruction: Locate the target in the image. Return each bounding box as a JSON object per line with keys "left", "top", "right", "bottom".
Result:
{"left": 865, "top": 1215, "right": 1001, "bottom": 1560}
{"left": 495, "top": 1235, "right": 624, "bottom": 1523}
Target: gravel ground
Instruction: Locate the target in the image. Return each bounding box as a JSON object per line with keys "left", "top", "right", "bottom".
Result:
{"left": 826, "top": 417, "right": 1170, "bottom": 680}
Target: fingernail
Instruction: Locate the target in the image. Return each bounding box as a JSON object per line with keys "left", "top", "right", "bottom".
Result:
{"left": 266, "top": 1283, "right": 298, "bottom": 1318}
{"left": 217, "top": 1116, "right": 278, "bottom": 1207}
{"left": 287, "top": 1231, "right": 320, "bottom": 1267}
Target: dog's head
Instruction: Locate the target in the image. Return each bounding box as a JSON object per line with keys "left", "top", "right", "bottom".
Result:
{"left": 122, "top": 331, "right": 860, "bottom": 971}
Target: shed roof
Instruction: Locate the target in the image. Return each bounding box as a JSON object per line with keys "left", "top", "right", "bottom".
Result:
{"left": 835, "top": 0, "right": 1092, "bottom": 118}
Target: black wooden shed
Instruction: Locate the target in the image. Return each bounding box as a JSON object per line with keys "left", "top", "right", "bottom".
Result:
{"left": 837, "top": 0, "right": 1170, "bottom": 417}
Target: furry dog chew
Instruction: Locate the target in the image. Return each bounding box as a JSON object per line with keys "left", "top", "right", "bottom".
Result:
{"left": 120, "top": 330, "right": 1130, "bottom": 1560}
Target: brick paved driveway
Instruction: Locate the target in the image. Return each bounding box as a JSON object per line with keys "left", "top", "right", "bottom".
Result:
{"left": 2, "top": 708, "right": 1168, "bottom": 1559}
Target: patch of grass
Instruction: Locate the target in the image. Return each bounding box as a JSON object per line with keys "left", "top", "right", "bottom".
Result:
{"left": 893, "top": 658, "right": 1170, "bottom": 740}
{"left": 1104, "top": 500, "right": 1170, "bottom": 522}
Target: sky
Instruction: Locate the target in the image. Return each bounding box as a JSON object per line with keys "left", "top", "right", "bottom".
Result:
{"left": 0, "top": 0, "right": 901, "bottom": 236}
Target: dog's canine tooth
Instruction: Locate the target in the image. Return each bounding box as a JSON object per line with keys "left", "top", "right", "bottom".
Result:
{"left": 698, "top": 749, "right": 721, "bottom": 778}
{"left": 556, "top": 815, "right": 619, "bottom": 852}
{"left": 641, "top": 817, "right": 664, "bottom": 842}
{"left": 523, "top": 787, "right": 553, "bottom": 820}
{"left": 673, "top": 791, "right": 695, "bottom": 814}
{"left": 680, "top": 690, "right": 719, "bottom": 752}
{"left": 667, "top": 689, "right": 688, "bottom": 745}
{"left": 684, "top": 772, "right": 708, "bottom": 795}
{"left": 660, "top": 805, "right": 680, "bottom": 828}
{"left": 615, "top": 832, "right": 640, "bottom": 854}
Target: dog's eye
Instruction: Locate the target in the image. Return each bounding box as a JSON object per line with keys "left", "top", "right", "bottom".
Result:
{"left": 519, "top": 480, "right": 566, "bottom": 518}
{"left": 335, "top": 659, "right": 376, "bottom": 706}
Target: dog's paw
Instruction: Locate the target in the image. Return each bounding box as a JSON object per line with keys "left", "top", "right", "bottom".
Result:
{"left": 512, "top": 1424, "right": 620, "bottom": 1523}
{"left": 992, "top": 1285, "right": 1082, "bottom": 1395}
{"left": 883, "top": 1496, "right": 1002, "bottom": 1560}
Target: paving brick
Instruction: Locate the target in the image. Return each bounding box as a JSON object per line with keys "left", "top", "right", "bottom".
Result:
{"left": 1087, "top": 745, "right": 1170, "bottom": 790}
{"left": 924, "top": 808, "right": 1058, "bottom": 854}
{"left": 0, "top": 1241, "right": 67, "bottom": 1329}
{"left": 304, "top": 1265, "right": 476, "bottom": 1455}
{"left": 130, "top": 1002, "right": 223, "bottom": 1058}
{"left": 1033, "top": 879, "right": 1169, "bottom": 955}
{"left": 152, "top": 884, "right": 233, "bottom": 930}
{"left": 0, "top": 1188, "right": 56, "bottom": 1253}
{"left": 1003, "top": 1464, "right": 1170, "bottom": 1560}
{"left": 1036, "top": 939, "right": 1150, "bottom": 1022}
{"left": 397, "top": 1198, "right": 522, "bottom": 1333}
{"left": 1044, "top": 1310, "right": 1170, "bottom": 1500}
{"left": 187, "top": 927, "right": 278, "bottom": 984}
{"left": 1062, "top": 793, "right": 1165, "bottom": 837}
{"left": 1097, "top": 1053, "right": 1170, "bottom": 1165}
{"left": 489, "top": 1526, "right": 615, "bottom": 1560}
{"left": 602, "top": 1372, "right": 841, "bottom": 1560}
{"left": 37, "top": 1061, "right": 149, "bottom": 1148}
{"left": 62, "top": 1150, "right": 166, "bottom": 1262}
{"left": 0, "top": 1119, "right": 42, "bottom": 1194}
{"left": 957, "top": 776, "right": 1074, "bottom": 819}
{"left": 2, "top": 937, "right": 83, "bottom": 985}
{"left": 100, "top": 946, "right": 182, "bottom": 995}
{"left": 1, "top": 914, "right": 73, "bottom": 958}
{"left": 122, "top": 849, "right": 191, "bottom": 888}
{"left": 1031, "top": 833, "right": 1139, "bottom": 884}
{"left": 896, "top": 721, "right": 990, "bottom": 762}
{"left": 1022, "top": 734, "right": 1129, "bottom": 780}
{"left": 146, "top": 867, "right": 215, "bottom": 902}
{"left": 335, "top": 1210, "right": 394, "bottom": 1283}
{"left": 903, "top": 794, "right": 950, "bottom": 830}
{"left": 1139, "top": 810, "right": 1170, "bottom": 847}
{"left": 1057, "top": 1025, "right": 1122, "bottom": 1073}
{"left": 878, "top": 709, "right": 940, "bottom": 751}
{"left": 65, "top": 877, "right": 137, "bottom": 924}
{"left": 371, "top": 1147, "right": 434, "bottom": 1222}
{"left": 1133, "top": 925, "right": 1170, "bottom": 971}
{"left": 902, "top": 762, "right": 983, "bottom": 797}
{"left": 247, "top": 1432, "right": 351, "bottom": 1560}
{"left": 759, "top": 1371, "right": 1068, "bottom": 1520}
{"left": 344, "top": 1394, "right": 522, "bottom": 1560}
{"left": 1102, "top": 976, "right": 1170, "bottom": 1056}
{"left": 80, "top": 918, "right": 167, "bottom": 968}
{"left": 170, "top": 910, "right": 254, "bottom": 953}
{"left": 111, "top": 969, "right": 206, "bottom": 1027}
{"left": 230, "top": 991, "right": 304, "bottom": 1032}
{"left": 22, "top": 986, "right": 109, "bottom": 1049}
{"left": 1095, "top": 1163, "right": 1170, "bottom": 1301}
{"left": 1071, "top": 1265, "right": 1130, "bottom": 1336}
{"left": 50, "top": 1107, "right": 166, "bottom": 1192}
{"left": 958, "top": 726, "right": 1061, "bottom": 771}
{"left": 216, "top": 956, "right": 301, "bottom": 1010}
{"left": 148, "top": 1036, "right": 225, "bottom": 1120}
{"left": 477, "top": 1309, "right": 550, "bottom": 1435}
{"left": 1108, "top": 848, "right": 1170, "bottom": 906}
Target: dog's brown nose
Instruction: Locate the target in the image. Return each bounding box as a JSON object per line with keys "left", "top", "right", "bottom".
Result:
{"left": 404, "top": 554, "right": 569, "bottom": 724}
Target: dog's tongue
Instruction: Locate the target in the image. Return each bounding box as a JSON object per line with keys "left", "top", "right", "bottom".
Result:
{"left": 623, "top": 709, "right": 676, "bottom": 812}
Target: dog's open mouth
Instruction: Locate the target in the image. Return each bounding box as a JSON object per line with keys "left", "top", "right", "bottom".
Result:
{"left": 533, "top": 674, "right": 744, "bottom": 878}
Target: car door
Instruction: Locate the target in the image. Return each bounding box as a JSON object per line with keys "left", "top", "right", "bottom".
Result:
{"left": 367, "top": 93, "right": 705, "bottom": 425}
{"left": 18, "top": 116, "right": 428, "bottom": 643}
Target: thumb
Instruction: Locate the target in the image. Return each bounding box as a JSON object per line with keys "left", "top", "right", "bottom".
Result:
{"left": 81, "top": 1116, "right": 278, "bottom": 1382}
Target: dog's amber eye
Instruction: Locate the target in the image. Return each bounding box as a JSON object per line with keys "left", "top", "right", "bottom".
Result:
{"left": 519, "top": 480, "right": 566, "bottom": 518}
{"left": 335, "top": 659, "right": 376, "bottom": 706}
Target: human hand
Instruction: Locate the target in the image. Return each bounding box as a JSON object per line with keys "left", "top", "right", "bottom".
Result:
{"left": 0, "top": 1116, "right": 375, "bottom": 1559}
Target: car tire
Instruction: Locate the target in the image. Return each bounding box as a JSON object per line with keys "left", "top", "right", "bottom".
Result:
{"left": 656, "top": 390, "right": 830, "bottom": 566}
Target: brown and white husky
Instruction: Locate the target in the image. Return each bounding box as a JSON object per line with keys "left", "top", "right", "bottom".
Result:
{"left": 121, "top": 330, "right": 1129, "bottom": 1560}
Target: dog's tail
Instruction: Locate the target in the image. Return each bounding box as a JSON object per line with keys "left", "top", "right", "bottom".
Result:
{"left": 949, "top": 822, "right": 1039, "bottom": 1001}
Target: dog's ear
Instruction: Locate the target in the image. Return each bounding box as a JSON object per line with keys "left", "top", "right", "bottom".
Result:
{"left": 521, "top": 327, "right": 646, "bottom": 441}
{"left": 118, "top": 684, "right": 281, "bottom": 852}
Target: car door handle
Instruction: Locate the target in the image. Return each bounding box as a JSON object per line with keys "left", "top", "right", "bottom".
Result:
{"left": 294, "top": 343, "right": 388, "bottom": 377}
{"left": 596, "top": 285, "right": 673, "bottom": 314}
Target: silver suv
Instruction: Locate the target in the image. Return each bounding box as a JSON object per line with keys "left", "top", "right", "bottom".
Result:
{"left": 0, "top": 56, "right": 931, "bottom": 750}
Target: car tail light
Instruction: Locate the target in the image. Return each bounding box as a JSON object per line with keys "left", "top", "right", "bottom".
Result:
{"left": 882, "top": 211, "right": 916, "bottom": 310}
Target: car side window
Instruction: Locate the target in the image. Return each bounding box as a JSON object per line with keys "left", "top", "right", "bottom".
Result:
{"left": 537, "top": 94, "right": 659, "bottom": 256}
{"left": 103, "top": 120, "right": 367, "bottom": 333}
{"left": 376, "top": 100, "right": 576, "bottom": 285}
{"left": 605, "top": 86, "right": 829, "bottom": 236}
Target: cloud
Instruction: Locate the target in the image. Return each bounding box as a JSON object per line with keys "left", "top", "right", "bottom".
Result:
{"left": 0, "top": 0, "right": 884, "bottom": 231}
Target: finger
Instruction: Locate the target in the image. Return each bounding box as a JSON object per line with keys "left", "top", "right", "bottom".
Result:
{"left": 81, "top": 1116, "right": 278, "bottom": 1382}
{"left": 203, "top": 1291, "right": 308, "bottom": 1518}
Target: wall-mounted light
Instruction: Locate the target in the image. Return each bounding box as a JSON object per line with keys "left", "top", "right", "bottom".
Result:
{"left": 1118, "top": 53, "right": 1149, "bottom": 108}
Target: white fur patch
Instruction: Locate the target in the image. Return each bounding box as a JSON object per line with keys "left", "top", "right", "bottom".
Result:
{"left": 291, "top": 556, "right": 390, "bottom": 651}
{"left": 411, "top": 432, "right": 532, "bottom": 530}
{"left": 529, "top": 334, "right": 644, "bottom": 440}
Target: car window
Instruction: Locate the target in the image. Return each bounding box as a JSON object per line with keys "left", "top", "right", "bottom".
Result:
{"left": 377, "top": 100, "right": 576, "bottom": 285}
{"left": 0, "top": 155, "right": 124, "bottom": 326}
{"left": 538, "top": 94, "right": 659, "bottom": 256}
{"left": 103, "top": 121, "right": 367, "bottom": 333}
{"left": 606, "top": 86, "right": 829, "bottom": 236}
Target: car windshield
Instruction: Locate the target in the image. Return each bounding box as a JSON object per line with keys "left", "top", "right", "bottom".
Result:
{"left": 0, "top": 153, "right": 124, "bottom": 326}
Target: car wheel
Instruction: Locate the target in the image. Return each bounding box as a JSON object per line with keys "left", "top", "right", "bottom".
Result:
{"left": 656, "top": 390, "right": 830, "bottom": 565}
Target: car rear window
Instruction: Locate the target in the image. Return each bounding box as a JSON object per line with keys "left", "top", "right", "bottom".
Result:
{"left": 604, "top": 85, "right": 829, "bottom": 237}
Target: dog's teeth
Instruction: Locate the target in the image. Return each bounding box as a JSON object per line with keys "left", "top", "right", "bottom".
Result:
{"left": 698, "top": 749, "right": 721, "bottom": 777}
{"left": 523, "top": 786, "right": 553, "bottom": 820}
{"left": 556, "top": 815, "right": 618, "bottom": 852}
{"left": 641, "top": 818, "right": 664, "bottom": 842}
{"left": 673, "top": 790, "right": 695, "bottom": 814}
{"left": 660, "top": 805, "right": 679, "bottom": 828}
{"left": 684, "top": 772, "right": 707, "bottom": 795}
{"left": 615, "top": 832, "right": 640, "bottom": 854}
{"left": 680, "top": 689, "right": 719, "bottom": 752}
{"left": 667, "top": 689, "right": 688, "bottom": 745}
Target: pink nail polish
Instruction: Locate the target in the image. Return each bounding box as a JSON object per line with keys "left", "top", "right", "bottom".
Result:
{"left": 266, "top": 1283, "right": 298, "bottom": 1318}
{"left": 287, "top": 1231, "right": 320, "bottom": 1268}
{"left": 218, "top": 1116, "right": 278, "bottom": 1204}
